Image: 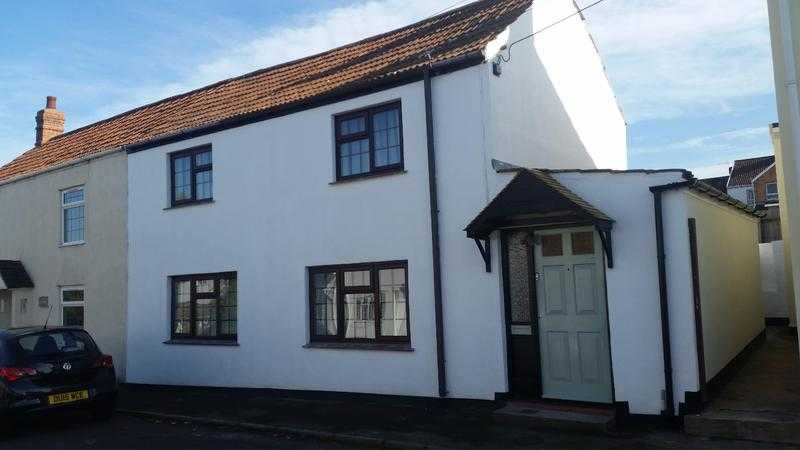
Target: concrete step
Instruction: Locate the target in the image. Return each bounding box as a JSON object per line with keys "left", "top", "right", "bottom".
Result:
{"left": 493, "top": 401, "right": 615, "bottom": 433}
{"left": 685, "top": 410, "right": 800, "bottom": 445}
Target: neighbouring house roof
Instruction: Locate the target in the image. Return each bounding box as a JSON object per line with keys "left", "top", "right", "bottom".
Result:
{"left": 728, "top": 156, "right": 775, "bottom": 188}
{"left": 465, "top": 169, "right": 614, "bottom": 240}
{"left": 700, "top": 175, "right": 728, "bottom": 193}
{"left": 0, "top": 0, "right": 532, "bottom": 183}
{"left": 651, "top": 180, "right": 765, "bottom": 218}
{"left": 0, "top": 260, "right": 34, "bottom": 289}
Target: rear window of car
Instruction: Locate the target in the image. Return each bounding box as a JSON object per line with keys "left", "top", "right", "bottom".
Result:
{"left": 9, "top": 330, "right": 98, "bottom": 363}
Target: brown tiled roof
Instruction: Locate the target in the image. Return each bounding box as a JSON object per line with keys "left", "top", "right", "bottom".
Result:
{"left": 0, "top": 0, "right": 531, "bottom": 183}
{"left": 728, "top": 155, "right": 775, "bottom": 187}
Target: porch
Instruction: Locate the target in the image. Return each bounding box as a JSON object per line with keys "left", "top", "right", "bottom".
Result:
{"left": 685, "top": 326, "right": 800, "bottom": 444}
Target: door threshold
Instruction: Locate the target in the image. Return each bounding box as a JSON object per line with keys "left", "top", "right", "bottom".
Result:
{"left": 494, "top": 399, "right": 615, "bottom": 432}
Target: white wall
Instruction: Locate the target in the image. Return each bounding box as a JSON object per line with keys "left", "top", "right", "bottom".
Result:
{"left": 552, "top": 171, "right": 684, "bottom": 415}
{"left": 0, "top": 153, "right": 128, "bottom": 379}
{"left": 484, "top": 1, "right": 627, "bottom": 171}
{"left": 727, "top": 186, "right": 750, "bottom": 204}
{"left": 127, "top": 81, "right": 443, "bottom": 396}
{"left": 761, "top": 240, "right": 790, "bottom": 319}
{"left": 684, "top": 191, "right": 764, "bottom": 381}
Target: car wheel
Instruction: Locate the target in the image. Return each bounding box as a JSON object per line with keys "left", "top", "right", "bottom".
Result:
{"left": 91, "top": 398, "right": 116, "bottom": 421}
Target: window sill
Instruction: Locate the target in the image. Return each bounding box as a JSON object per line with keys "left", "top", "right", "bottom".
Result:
{"left": 329, "top": 169, "right": 406, "bottom": 185}
{"left": 164, "top": 339, "right": 238, "bottom": 346}
{"left": 163, "top": 199, "right": 215, "bottom": 210}
{"left": 60, "top": 241, "right": 86, "bottom": 248}
{"left": 303, "top": 341, "right": 413, "bottom": 352}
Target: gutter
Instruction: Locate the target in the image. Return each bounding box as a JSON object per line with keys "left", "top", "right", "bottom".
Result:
{"left": 127, "top": 53, "right": 484, "bottom": 154}
{"left": 0, "top": 146, "right": 124, "bottom": 188}
{"left": 424, "top": 68, "right": 447, "bottom": 398}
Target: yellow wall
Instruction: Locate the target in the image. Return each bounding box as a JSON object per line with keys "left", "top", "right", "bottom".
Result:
{"left": 768, "top": 0, "right": 800, "bottom": 334}
{"left": 685, "top": 192, "right": 764, "bottom": 380}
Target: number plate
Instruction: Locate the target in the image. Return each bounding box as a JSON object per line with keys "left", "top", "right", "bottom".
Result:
{"left": 48, "top": 390, "right": 89, "bottom": 405}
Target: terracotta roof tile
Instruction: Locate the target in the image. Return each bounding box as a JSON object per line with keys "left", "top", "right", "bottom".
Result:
{"left": 0, "top": 0, "right": 531, "bottom": 182}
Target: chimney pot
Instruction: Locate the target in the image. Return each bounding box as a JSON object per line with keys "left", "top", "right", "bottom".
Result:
{"left": 35, "top": 96, "right": 65, "bottom": 146}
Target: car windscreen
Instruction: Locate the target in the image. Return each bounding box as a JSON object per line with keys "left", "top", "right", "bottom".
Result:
{"left": 9, "top": 330, "right": 99, "bottom": 364}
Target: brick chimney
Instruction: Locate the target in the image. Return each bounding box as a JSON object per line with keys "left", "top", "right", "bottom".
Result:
{"left": 35, "top": 96, "right": 65, "bottom": 146}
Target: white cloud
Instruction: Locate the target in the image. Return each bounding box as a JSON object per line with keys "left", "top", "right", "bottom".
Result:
{"left": 689, "top": 163, "right": 731, "bottom": 179}
{"left": 581, "top": 0, "right": 773, "bottom": 123}
{"left": 632, "top": 126, "right": 770, "bottom": 155}
{"left": 81, "top": 0, "right": 456, "bottom": 126}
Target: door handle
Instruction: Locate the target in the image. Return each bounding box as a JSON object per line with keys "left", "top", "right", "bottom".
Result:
{"left": 534, "top": 272, "right": 542, "bottom": 280}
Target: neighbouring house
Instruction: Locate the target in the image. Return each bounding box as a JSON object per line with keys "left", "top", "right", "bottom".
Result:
{"left": 768, "top": 0, "right": 800, "bottom": 342}
{"left": 0, "top": 0, "right": 765, "bottom": 420}
{"left": 726, "top": 155, "right": 781, "bottom": 242}
{"left": 699, "top": 175, "right": 728, "bottom": 193}
{"left": 0, "top": 97, "right": 128, "bottom": 379}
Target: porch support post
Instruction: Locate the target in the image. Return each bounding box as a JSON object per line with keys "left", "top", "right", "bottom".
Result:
{"left": 596, "top": 225, "right": 614, "bottom": 269}
{"left": 473, "top": 237, "right": 492, "bottom": 273}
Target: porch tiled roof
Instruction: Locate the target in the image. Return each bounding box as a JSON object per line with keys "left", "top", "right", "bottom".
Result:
{"left": 0, "top": 0, "right": 532, "bottom": 183}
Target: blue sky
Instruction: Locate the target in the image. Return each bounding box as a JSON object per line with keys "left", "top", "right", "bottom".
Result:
{"left": 0, "top": 0, "right": 776, "bottom": 178}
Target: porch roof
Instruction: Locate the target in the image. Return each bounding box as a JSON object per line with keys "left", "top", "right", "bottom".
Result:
{"left": 0, "top": 260, "right": 34, "bottom": 289}
{"left": 465, "top": 169, "right": 613, "bottom": 240}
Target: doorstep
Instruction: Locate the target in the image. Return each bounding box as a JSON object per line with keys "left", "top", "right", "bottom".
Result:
{"left": 493, "top": 400, "right": 616, "bottom": 433}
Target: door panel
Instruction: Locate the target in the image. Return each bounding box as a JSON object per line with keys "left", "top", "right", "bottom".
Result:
{"left": 534, "top": 227, "right": 612, "bottom": 403}
{"left": 542, "top": 266, "right": 567, "bottom": 315}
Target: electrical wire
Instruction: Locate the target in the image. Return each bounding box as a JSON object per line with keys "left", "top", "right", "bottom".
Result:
{"left": 497, "top": 0, "right": 608, "bottom": 63}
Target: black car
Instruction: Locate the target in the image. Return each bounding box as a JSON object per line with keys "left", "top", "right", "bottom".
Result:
{"left": 0, "top": 327, "right": 117, "bottom": 431}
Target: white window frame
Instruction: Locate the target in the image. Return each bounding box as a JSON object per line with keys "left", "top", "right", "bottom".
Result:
{"left": 61, "top": 286, "right": 85, "bottom": 328}
{"left": 766, "top": 182, "right": 779, "bottom": 203}
{"left": 61, "top": 186, "right": 86, "bottom": 246}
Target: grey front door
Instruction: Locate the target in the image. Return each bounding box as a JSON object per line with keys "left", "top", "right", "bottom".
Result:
{"left": 533, "top": 227, "right": 612, "bottom": 403}
{"left": 0, "top": 291, "right": 11, "bottom": 329}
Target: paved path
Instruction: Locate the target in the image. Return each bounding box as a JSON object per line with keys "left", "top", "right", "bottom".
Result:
{"left": 0, "top": 413, "right": 359, "bottom": 450}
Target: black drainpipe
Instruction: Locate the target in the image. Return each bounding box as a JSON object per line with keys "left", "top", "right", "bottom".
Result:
{"left": 650, "top": 186, "right": 675, "bottom": 418}
{"left": 424, "top": 68, "right": 447, "bottom": 398}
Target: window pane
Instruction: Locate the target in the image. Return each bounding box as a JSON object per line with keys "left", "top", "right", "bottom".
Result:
{"left": 379, "top": 268, "right": 407, "bottom": 337}
{"left": 344, "top": 293, "right": 375, "bottom": 339}
{"left": 195, "top": 298, "right": 218, "bottom": 337}
{"left": 344, "top": 270, "right": 370, "bottom": 287}
{"left": 339, "top": 115, "right": 366, "bottom": 136}
{"left": 173, "top": 156, "right": 192, "bottom": 201}
{"left": 340, "top": 139, "right": 370, "bottom": 176}
{"left": 62, "top": 188, "right": 84, "bottom": 205}
{"left": 571, "top": 232, "right": 594, "bottom": 255}
{"left": 174, "top": 281, "right": 191, "bottom": 335}
{"left": 220, "top": 278, "right": 237, "bottom": 336}
{"left": 541, "top": 234, "right": 563, "bottom": 257}
{"left": 195, "top": 279, "right": 214, "bottom": 294}
{"left": 63, "top": 306, "right": 84, "bottom": 327}
{"left": 373, "top": 108, "right": 401, "bottom": 168}
{"left": 195, "top": 151, "right": 212, "bottom": 167}
{"left": 63, "top": 205, "right": 85, "bottom": 243}
{"left": 195, "top": 170, "right": 212, "bottom": 200}
{"left": 62, "top": 290, "right": 84, "bottom": 303}
{"left": 313, "top": 272, "right": 337, "bottom": 336}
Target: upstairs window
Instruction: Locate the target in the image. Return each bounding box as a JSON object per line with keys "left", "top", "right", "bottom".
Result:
{"left": 309, "top": 261, "right": 408, "bottom": 343}
{"left": 334, "top": 102, "right": 403, "bottom": 180}
{"left": 746, "top": 188, "right": 755, "bottom": 207}
{"left": 766, "top": 182, "right": 779, "bottom": 203}
{"left": 61, "top": 186, "right": 85, "bottom": 245}
{"left": 171, "top": 146, "right": 212, "bottom": 206}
